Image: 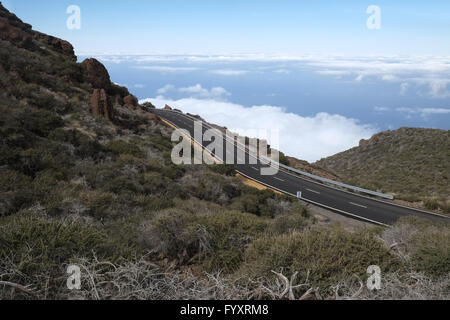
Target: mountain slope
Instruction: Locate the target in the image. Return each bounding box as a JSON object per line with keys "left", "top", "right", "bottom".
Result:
{"left": 316, "top": 127, "right": 450, "bottom": 211}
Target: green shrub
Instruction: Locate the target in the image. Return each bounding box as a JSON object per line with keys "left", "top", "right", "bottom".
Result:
{"left": 149, "top": 134, "right": 173, "bottom": 152}
{"left": 278, "top": 152, "right": 290, "bottom": 166}
{"left": 49, "top": 129, "right": 102, "bottom": 159}
{"left": 79, "top": 190, "right": 118, "bottom": 220}
{"left": 59, "top": 60, "right": 84, "bottom": 84}
{"left": 222, "top": 183, "right": 242, "bottom": 199}
{"left": 234, "top": 194, "right": 260, "bottom": 215}
{"left": 20, "top": 108, "right": 64, "bottom": 137}
{"left": 144, "top": 209, "right": 268, "bottom": 271}
{"left": 142, "top": 102, "right": 155, "bottom": 109}
{"left": 232, "top": 188, "right": 281, "bottom": 217}
{"left": 0, "top": 213, "right": 137, "bottom": 298}
{"left": 162, "top": 164, "right": 185, "bottom": 180}
{"left": 19, "top": 148, "right": 54, "bottom": 177}
{"left": 34, "top": 92, "right": 58, "bottom": 110}
{"left": 0, "top": 168, "right": 32, "bottom": 192}
{"left": 108, "top": 83, "right": 130, "bottom": 97}
{"left": 203, "top": 211, "right": 267, "bottom": 272}
{"left": 133, "top": 194, "right": 174, "bottom": 211}
{"left": 105, "top": 140, "right": 143, "bottom": 158}
{"left": 138, "top": 172, "right": 167, "bottom": 193}
{"left": 411, "top": 234, "right": 450, "bottom": 278}
{"left": 399, "top": 218, "right": 450, "bottom": 278}
{"left": 269, "top": 212, "right": 310, "bottom": 235}
{"left": 143, "top": 209, "right": 200, "bottom": 262}
{"left": 241, "top": 226, "right": 399, "bottom": 293}
{"left": 209, "top": 164, "right": 236, "bottom": 176}
{"left": 103, "top": 176, "right": 141, "bottom": 195}
{"left": 0, "top": 170, "right": 35, "bottom": 215}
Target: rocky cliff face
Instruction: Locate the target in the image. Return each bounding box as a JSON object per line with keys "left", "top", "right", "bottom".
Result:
{"left": 0, "top": 3, "right": 33, "bottom": 49}
{"left": 0, "top": 3, "right": 149, "bottom": 122}
{"left": 0, "top": 3, "right": 76, "bottom": 60}
{"left": 90, "top": 88, "right": 114, "bottom": 120}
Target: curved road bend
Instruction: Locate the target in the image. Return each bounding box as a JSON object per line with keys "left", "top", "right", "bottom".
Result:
{"left": 153, "top": 108, "right": 450, "bottom": 226}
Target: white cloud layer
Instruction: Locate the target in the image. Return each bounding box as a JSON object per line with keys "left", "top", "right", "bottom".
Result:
{"left": 375, "top": 106, "right": 450, "bottom": 118}
{"left": 133, "top": 66, "right": 198, "bottom": 73}
{"left": 141, "top": 89, "right": 376, "bottom": 162}
{"left": 209, "top": 69, "right": 248, "bottom": 76}
{"left": 93, "top": 54, "right": 450, "bottom": 98}
{"left": 307, "top": 56, "right": 450, "bottom": 98}
{"left": 156, "top": 84, "right": 230, "bottom": 100}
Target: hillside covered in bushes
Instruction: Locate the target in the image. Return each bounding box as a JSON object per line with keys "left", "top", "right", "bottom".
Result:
{"left": 316, "top": 128, "right": 450, "bottom": 214}
{"left": 0, "top": 4, "right": 448, "bottom": 300}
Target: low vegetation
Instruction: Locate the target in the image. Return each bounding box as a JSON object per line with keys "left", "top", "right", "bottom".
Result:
{"left": 316, "top": 128, "right": 450, "bottom": 213}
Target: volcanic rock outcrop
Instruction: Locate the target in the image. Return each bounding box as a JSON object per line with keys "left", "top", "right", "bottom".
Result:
{"left": 81, "top": 58, "right": 145, "bottom": 119}
{"left": 81, "top": 58, "right": 116, "bottom": 120}
{"left": 81, "top": 58, "right": 112, "bottom": 89}
{"left": 0, "top": 2, "right": 76, "bottom": 60}
{"left": 90, "top": 88, "right": 114, "bottom": 120}
{"left": 123, "top": 94, "right": 138, "bottom": 110}
{"left": 0, "top": 3, "right": 150, "bottom": 122}
{"left": 33, "top": 31, "right": 76, "bottom": 61}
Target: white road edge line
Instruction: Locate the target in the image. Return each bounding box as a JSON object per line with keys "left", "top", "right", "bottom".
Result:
{"left": 350, "top": 202, "right": 368, "bottom": 209}
{"left": 235, "top": 171, "right": 389, "bottom": 227}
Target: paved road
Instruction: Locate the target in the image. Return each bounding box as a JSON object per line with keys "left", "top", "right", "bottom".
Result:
{"left": 153, "top": 108, "right": 450, "bottom": 226}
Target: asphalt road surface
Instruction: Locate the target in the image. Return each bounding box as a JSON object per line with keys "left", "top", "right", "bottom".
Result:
{"left": 153, "top": 108, "right": 449, "bottom": 226}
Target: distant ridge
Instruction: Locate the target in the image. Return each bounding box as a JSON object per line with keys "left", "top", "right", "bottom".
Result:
{"left": 316, "top": 127, "right": 450, "bottom": 212}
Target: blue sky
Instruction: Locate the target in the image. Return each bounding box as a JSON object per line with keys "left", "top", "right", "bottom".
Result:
{"left": 4, "top": 0, "right": 450, "bottom": 55}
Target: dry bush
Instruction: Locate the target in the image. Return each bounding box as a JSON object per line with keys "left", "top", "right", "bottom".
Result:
{"left": 334, "top": 271, "right": 450, "bottom": 300}
{"left": 2, "top": 252, "right": 448, "bottom": 300}
{"left": 67, "top": 256, "right": 251, "bottom": 300}
{"left": 378, "top": 217, "right": 450, "bottom": 278}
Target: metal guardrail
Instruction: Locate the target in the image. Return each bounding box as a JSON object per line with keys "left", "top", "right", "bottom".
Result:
{"left": 160, "top": 109, "right": 395, "bottom": 200}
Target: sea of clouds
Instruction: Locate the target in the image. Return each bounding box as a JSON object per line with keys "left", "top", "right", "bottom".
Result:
{"left": 90, "top": 53, "right": 450, "bottom": 162}
{"left": 140, "top": 83, "right": 377, "bottom": 163}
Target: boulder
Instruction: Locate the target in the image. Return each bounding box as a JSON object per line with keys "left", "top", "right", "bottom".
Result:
{"left": 90, "top": 88, "right": 114, "bottom": 120}
{"left": 81, "top": 58, "right": 111, "bottom": 89}
{"left": 164, "top": 104, "right": 172, "bottom": 110}
{"left": 123, "top": 94, "right": 138, "bottom": 109}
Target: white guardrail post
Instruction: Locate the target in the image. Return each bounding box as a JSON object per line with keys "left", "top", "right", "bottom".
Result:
{"left": 162, "top": 109, "right": 394, "bottom": 200}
